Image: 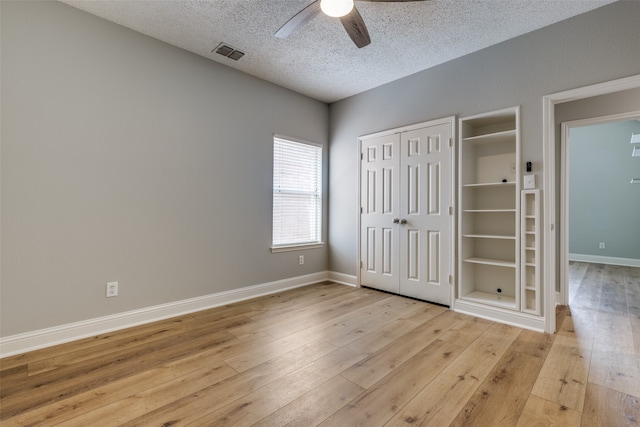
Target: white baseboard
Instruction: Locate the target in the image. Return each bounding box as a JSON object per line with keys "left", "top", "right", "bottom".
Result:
{"left": 454, "top": 299, "right": 545, "bottom": 333}
{"left": 327, "top": 271, "right": 358, "bottom": 287}
{"left": 0, "top": 271, "right": 339, "bottom": 358}
{"left": 568, "top": 253, "right": 640, "bottom": 267}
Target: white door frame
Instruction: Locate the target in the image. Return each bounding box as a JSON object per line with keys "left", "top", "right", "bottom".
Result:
{"left": 357, "top": 116, "right": 456, "bottom": 307}
{"left": 542, "top": 74, "right": 640, "bottom": 333}
{"left": 559, "top": 110, "right": 640, "bottom": 306}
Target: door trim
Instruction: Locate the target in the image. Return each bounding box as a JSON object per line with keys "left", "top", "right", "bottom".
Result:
{"left": 357, "top": 116, "right": 457, "bottom": 307}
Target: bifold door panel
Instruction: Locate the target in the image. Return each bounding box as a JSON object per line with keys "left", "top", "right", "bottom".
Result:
{"left": 361, "top": 133, "right": 400, "bottom": 294}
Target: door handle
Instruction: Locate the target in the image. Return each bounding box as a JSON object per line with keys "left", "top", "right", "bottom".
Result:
{"left": 393, "top": 218, "right": 400, "bottom": 224}
{"left": 400, "top": 219, "right": 408, "bottom": 225}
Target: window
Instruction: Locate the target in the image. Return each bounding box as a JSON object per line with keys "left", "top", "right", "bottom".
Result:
{"left": 272, "top": 136, "right": 322, "bottom": 249}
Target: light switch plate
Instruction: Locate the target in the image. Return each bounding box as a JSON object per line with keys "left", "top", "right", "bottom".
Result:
{"left": 524, "top": 175, "right": 536, "bottom": 189}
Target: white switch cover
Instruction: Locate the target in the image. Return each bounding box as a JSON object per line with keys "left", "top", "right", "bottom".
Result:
{"left": 524, "top": 175, "right": 536, "bottom": 189}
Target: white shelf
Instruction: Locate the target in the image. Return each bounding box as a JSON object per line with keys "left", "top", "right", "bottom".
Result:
{"left": 463, "top": 129, "right": 517, "bottom": 144}
{"left": 464, "top": 209, "right": 516, "bottom": 213}
{"left": 464, "top": 257, "right": 516, "bottom": 268}
{"left": 521, "top": 189, "right": 541, "bottom": 316}
{"left": 461, "top": 291, "right": 516, "bottom": 309}
{"left": 463, "top": 234, "right": 516, "bottom": 240}
{"left": 463, "top": 181, "right": 516, "bottom": 188}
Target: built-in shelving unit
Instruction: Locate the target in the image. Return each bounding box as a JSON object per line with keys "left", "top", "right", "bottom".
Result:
{"left": 521, "top": 189, "right": 541, "bottom": 315}
{"left": 455, "top": 106, "right": 545, "bottom": 331}
{"left": 457, "top": 107, "right": 520, "bottom": 311}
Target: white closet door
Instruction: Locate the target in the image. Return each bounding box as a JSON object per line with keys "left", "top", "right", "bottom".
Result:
{"left": 398, "top": 123, "right": 452, "bottom": 305}
{"left": 360, "top": 133, "right": 401, "bottom": 293}
{"left": 360, "top": 120, "right": 453, "bottom": 306}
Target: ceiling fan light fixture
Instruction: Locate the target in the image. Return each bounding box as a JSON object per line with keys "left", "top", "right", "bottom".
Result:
{"left": 320, "top": 0, "right": 354, "bottom": 18}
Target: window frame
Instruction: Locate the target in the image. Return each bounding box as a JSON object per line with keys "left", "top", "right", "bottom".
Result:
{"left": 271, "top": 135, "right": 324, "bottom": 253}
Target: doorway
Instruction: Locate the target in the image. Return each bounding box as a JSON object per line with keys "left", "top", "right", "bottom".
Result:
{"left": 542, "top": 74, "right": 640, "bottom": 333}
{"left": 560, "top": 113, "right": 640, "bottom": 304}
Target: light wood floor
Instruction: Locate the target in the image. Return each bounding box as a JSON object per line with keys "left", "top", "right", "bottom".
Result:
{"left": 1, "top": 263, "right": 639, "bottom": 426}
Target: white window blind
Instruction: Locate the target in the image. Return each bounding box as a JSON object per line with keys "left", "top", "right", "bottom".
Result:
{"left": 273, "top": 137, "right": 322, "bottom": 247}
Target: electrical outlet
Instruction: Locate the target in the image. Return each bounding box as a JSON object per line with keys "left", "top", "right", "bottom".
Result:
{"left": 106, "top": 281, "right": 118, "bottom": 298}
{"left": 299, "top": 255, "right": 304, "bottom": 265}
{"left": 599, "top": 242, "right": 605, "bottom": 249}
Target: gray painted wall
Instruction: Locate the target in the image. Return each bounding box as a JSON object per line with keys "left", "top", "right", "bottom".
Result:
{"left": 328, "top": 1, "right": 640, "bottom": 278}
{"left": 568, "top": 120, "right": 640, "bottom": 259}
{"left": 1, "top": 1, "right": 329, "bottom": 336}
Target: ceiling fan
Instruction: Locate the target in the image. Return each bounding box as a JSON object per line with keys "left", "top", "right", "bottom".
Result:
{"left": 275, "top": 0, "right": 429, "bottom": 48}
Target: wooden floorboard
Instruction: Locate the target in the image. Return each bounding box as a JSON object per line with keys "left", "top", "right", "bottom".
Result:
{"left": 1, "top": 263, "right": 639, "bottom": 426}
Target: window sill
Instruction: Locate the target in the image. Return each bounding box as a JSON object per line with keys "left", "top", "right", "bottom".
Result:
{"left": 270, "top": 242, "right": 325, "bottom": 253}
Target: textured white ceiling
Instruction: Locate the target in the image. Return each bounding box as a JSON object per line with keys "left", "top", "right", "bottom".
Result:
{"left": 60, "top": 0, "right": 616, "bottom": 103}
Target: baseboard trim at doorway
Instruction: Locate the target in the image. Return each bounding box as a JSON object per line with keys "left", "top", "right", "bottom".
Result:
{"left": 569, "top": 254, "right": 640, "bottom": 267}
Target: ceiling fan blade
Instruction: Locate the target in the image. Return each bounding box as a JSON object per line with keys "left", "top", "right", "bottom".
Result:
{"left": 275, "top": 1, "right": 322, "bottom": 38}
{"left": 340, "top": 6, "right": 371, "bottom": 48}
